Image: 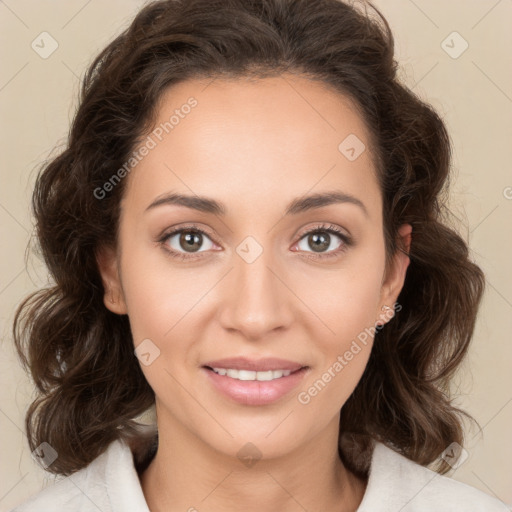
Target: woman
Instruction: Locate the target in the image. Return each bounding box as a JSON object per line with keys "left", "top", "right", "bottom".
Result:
{"left": 11, "top": 0, "right": 508, "bottom": 510}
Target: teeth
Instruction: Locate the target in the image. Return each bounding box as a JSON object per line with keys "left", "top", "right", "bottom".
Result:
{"left": 212, "top": 368, "right": 293, "bottom": 381}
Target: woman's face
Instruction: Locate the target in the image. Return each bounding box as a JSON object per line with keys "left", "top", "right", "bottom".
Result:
{"left": 99, "top": 74, "right": 410, "bottom": 460}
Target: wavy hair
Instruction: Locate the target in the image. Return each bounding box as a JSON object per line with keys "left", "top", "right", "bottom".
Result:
{"left": 13, "top": 0, "right": 484, "bottom": 477}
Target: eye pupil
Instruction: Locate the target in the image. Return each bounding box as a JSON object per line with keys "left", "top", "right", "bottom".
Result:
{"left": 180, "top": 231, "right": 202, "bottom": 252}
{"left": 309, "top": 233, "right": 330, "bottom": 252}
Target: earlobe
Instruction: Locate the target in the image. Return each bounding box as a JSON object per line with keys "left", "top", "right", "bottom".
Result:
{"left": 377, "top": 223, "right": 412, "bottom": 325}
{"left": 95, "top": 245, "right": 128, "bottom": 315}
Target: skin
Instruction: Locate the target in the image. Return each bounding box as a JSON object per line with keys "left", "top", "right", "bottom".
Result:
{"left": 97, "top": 73, "right": 412, "bottom": 512}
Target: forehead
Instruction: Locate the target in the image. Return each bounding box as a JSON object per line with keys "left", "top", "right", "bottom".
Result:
{"left": 123, "top": 73, "right": 382, "bottom": 221}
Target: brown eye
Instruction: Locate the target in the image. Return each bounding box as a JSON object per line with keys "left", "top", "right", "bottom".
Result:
{"left": 305, "top": 232, "right": 331, "bottom": 253}
{"left": 163, "top": 228, "right": 216, "bottom": 255}
{"left": 296, "top": 227, "right": 348, "bottom": 255}
{"left": 178, "top": 230, "right": 203, "bottom": 253}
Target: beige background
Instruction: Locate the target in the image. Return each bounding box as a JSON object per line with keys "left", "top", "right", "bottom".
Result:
{"left": 1, "top": 0, "right": 511, "bottom": 510}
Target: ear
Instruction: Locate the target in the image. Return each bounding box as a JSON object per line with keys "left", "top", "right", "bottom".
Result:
{"left": 95, "top": 245, "right": 128, "bottom": 315}
{"left": 376, "top": 223, "right": 412, "bottom": 326}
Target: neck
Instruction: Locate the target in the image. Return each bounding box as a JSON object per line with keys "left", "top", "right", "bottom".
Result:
{"left": 139, "top": 411, "right": 367, "bottom": 512}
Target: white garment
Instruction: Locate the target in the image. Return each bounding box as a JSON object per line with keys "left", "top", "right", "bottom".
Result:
{"left": 10, "top": 437, "right": 510, "bottom": 511}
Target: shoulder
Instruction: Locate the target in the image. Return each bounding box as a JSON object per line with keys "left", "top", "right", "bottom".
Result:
{"left": 358, "top": 440, "right": 510, "bottom": 512}
{"left": 9, "top": 438, "right": 150, "bottom": 512}
{"left": 9, "top": 450, "right": 111, "bottom": 512}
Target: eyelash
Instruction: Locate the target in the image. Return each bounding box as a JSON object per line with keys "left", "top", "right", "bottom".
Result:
{"left": 157, "top": 222, "right": 353, "bottom": 262}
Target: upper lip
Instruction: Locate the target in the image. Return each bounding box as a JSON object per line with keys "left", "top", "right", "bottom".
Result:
{"left": 202, "top": 357, "right": 305, "bottom": 372}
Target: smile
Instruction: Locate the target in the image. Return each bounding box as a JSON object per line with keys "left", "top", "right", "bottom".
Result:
{"left": 203, "top": 365, "right": 309, "bottom": 405}
{"left": 210, "top": 367, "right": 293, "bottom": 380}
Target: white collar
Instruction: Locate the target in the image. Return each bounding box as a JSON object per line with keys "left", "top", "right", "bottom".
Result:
{"left": 46, "top": 436, "right": 506, "bottom": 511}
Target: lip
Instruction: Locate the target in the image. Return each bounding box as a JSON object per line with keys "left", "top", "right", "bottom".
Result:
{"left": 202, "top": 356, "right": 304, "bottom": 372}
{"left": 202, "top": 362, "right": 309, "bottom": 406}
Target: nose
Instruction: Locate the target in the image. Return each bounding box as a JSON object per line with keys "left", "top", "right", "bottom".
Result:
{"left": 218, "top": 247, "right": 294, "bottom": 342}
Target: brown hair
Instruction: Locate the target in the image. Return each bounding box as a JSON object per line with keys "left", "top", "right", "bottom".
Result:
{"left": 13, "top": 0, "right": 484, "bottom": 477}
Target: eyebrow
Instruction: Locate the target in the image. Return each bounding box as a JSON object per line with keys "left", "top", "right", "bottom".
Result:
{"left": 145, "top": 190, "right": 368, "bottom": 218}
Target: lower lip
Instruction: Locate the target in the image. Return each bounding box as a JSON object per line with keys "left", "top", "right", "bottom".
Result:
{"left": 203, "top": 367, "right": 309, "bottom": 405}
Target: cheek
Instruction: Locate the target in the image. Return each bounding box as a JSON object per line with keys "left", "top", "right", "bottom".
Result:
{"left": 119, "top": 233, "right": 206, "bottom": 341}
{"left": 297, "top": 247, "right": 385, "bottom": 346}
{"left": 294, "top": 248, "right": 384, "bottom": 409}
{"left": 120, "top": 257, "right": 200, "bottom": 398}
{"left": 118, "top": 241, "right": 220, "bottom": 395}
{"left": 297, "top": 287, "right": 376, "bottom": 419}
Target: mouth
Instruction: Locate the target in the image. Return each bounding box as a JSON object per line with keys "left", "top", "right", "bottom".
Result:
{"left": 204, "top": 366, "right": 303, "bottom": 381}
{"left": 202, "top": 356, "right": 305, "bottom": 372}
{"left": 201, "top": 358, "right": 309, "bottom": 405}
